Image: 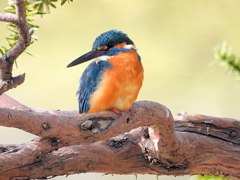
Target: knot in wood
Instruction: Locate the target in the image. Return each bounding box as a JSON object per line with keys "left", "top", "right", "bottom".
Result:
{"left": 80, "top": 117, "right": 114, "bottom": 133}
{"left": 80, "top": 120, "right": 93, "bottom": 130}
{"left": 42, "top": 122, "right": 50, "bottom": 130}
{"left": 230, "top": 130, "right": 238, "bottom": 138}
{"left": 50, "top": 138, "right": 60, "bottom": 148}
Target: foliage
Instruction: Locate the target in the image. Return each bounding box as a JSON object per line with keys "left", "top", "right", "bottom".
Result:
{"left": 191, "top": 175, "right": 232, "bottom": 180}
{"left": 0, "top": 0, "right": 73, "bottom": 56}
{"left": 213, "top": 41, "right": 240, "bottom": 80}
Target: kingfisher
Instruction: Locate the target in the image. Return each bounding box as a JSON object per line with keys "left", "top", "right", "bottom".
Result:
{"left": 67, "top": 30, "right": 144, "bottom": 114}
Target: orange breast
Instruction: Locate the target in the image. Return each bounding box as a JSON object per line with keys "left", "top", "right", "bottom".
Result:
{"left": 87, "top": 50, "right": 144, "bottom": 113}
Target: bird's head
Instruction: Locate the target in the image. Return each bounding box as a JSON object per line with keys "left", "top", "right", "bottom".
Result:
{"left": 67, "top": 30, "right": 136, "bottom": 68}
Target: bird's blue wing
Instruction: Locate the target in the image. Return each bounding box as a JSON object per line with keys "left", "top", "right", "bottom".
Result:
{"left": 77, "top": 61, "right": 112, "bottom": 113}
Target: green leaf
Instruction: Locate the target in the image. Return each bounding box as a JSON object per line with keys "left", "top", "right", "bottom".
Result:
{"left": 26, "top": 9, "right": 38, "bottom": 16}
{"left": 61, "top": 0, "right": 68, "bottom": 5}
{"left": 193, "top": 175, "right": 232, "bottom": 180}
{"left": 26, "top": 4, "right": 35, "bottom": 9}
{"left": 27, "top": 17, "right": 35, "bottom": 21}
{"left": 31, "top": 36, "right": 38, "bottom": 40}
{"left": 31, "top": 1, "right": 42, "bottom": 5}
{"left": 213, "top": 42, "right": 240, "bottom": 80}
{"left": 50, "top": 3, "right": 57, "bottom": 8}
{"left": 28, "top": 24, "right": 39, "bottom": 28}
{"left": 24, "top": 49, "right": 33, "bottom": 56}
{"left": 1, "top": 46, "right": 9, "bottom": 51}
{"left": 6, "top": 27, "right": 18, "bottom": 34}
{"left": 0, "top": 49, "right": 4, "bottom": 55}
{"left": 36, "top": 10, "right": 47, "bottom": 14}
{"left": 4, "top": 8, "right": 16, "bottom": 13}
{"left": 61, "top": 0, "right": 73, "bottom": 5}
{"left": 6, "top": 23, "right": 17, "bottom": 28}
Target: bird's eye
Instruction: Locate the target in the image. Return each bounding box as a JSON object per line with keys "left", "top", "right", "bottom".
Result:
{"left": 107, "top": 43, "right": 114, "bottom": 49}
{"left": 96, "top": 43, "right": 114, "bottom": 51}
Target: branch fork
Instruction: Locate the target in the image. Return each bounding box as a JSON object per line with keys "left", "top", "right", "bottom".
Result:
{"left": 0, "top": 0, "right": 34, "bottom": 95}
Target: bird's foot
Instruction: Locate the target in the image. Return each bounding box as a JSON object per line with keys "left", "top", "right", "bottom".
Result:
{"left": 108, "top": 108, "right": 120, "bottom": 114}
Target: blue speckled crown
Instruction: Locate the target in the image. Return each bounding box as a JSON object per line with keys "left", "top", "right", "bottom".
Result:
{"left": 92, "top": 30, "right": 134, "bottom": 50}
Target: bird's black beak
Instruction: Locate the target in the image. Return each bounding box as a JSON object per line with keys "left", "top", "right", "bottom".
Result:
{"left": 67, "top": 50, "right": 107, "bottom": 68}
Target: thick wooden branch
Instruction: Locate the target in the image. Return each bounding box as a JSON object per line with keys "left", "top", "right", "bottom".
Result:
{"left": 0, "top": 96, "right": 175, "bottom": 146}
{"left": 0, "top": 94, "right": 240, "bottom": 179}
{"left": 175, "top": 114, "right": 240, "bottom": 144}
{"left": 0, "top": 0, "right": 33, "bottom": 95}
{"left": 0, "top": 137, "right": 59, "bottom": 172}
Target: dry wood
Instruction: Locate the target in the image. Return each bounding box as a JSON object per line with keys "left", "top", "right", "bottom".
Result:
{"left": 0, "top": 94, "right": 240, "bottom": 180}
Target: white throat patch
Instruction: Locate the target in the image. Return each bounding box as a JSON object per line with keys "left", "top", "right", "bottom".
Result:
{"left": 95, "top": 55, "right": 112, "bottom": 63}
{"left": 124, "top": 44, "right": 137, "bottom": 50}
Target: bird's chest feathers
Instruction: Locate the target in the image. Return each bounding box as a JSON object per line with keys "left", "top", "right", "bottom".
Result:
{"left": 90, "top": 51, "right": 143, "bottom": 110}
{"left": 107, "top": 51, "right": 142, "bottom": 84}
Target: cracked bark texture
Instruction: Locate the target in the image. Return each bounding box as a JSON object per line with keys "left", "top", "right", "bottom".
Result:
{"left": 0, "top": 94, "right": 240, "bottom": 180}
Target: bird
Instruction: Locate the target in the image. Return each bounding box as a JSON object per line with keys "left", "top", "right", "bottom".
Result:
{"left": 67, "top": 30, "right": 144, "bottom": 114}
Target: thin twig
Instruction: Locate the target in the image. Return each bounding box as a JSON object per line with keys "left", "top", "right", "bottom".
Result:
{"left": 0, "top": 13, "right": 17, "bottom": 23}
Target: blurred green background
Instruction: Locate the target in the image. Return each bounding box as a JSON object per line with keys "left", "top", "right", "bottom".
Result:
{"left": 1, "top": 0, "right": 240, "bottom": 179}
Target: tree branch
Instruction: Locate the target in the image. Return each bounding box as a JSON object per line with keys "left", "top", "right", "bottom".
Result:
{"left": 0, "top": 0, "right": 34, "bottom": 95}
{"left": 0, "top": 94, "right": 240, "bottom": 179}
{"left": 0, "top": 14, "right": 17, "bottom": 23}
{"left": 0, "top": 96, "right": 174, "bottom": 145}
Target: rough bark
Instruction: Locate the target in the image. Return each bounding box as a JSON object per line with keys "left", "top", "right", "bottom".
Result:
{"left": 0, "top": 94, "right": 240, "bottom": 180}
{"left": 0, "top": 0, "right": 33, "bottom": 95}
